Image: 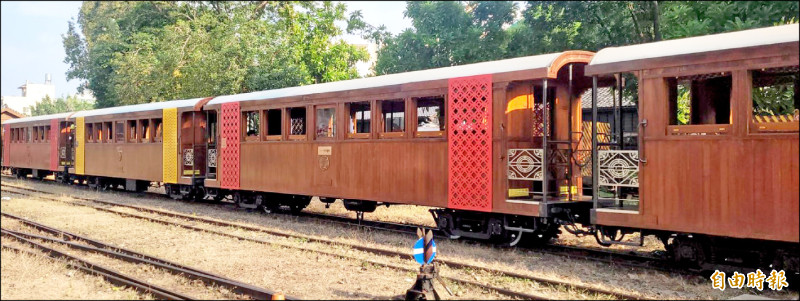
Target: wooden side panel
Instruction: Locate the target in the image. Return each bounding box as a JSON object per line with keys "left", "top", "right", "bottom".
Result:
{"left": 162, "top": 108, "right": 178, "bottom": 183}
{"left": 447, "top": 75, "right": 493, "bottom": 212}
{"left": 84, "top": 143, "right": 163, "bottom": 181}
{"left": 2, "top": 124, "right": 9, "bottom": 166}
{"left": 49, "top": 119, "right": 58, "bottom": 171}
{"left": 602, "top": 75, "right": 800, "bottom": 243}
{"left": 238, "top": 140, "right": 448, "bottom": 207}
{"left": 75, "top": 117, "right": 85, "bottom": 175}
{"left": 220, "top": 102, "right": 240, "bottom": 189}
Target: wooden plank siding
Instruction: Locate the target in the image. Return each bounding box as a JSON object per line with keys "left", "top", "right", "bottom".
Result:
{"left": 598, "top": 52, "right": 799, "bottom": 243}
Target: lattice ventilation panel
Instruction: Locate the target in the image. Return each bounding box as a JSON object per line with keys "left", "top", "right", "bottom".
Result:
{"left": 2, "top": 125, "right": 10, "bottom": 166}
{"left": 75, "top": 117, "right": 85, "bottom": 175}
{"left": 162, "top": 108, "right": 178, "bottom": 184}
{"left": 447, "top": 74, "right": 493, "bottom": 212}
{"left": 220, "top": 102, "right": 241, "bottom": 189}
{"left": 50, "top": 119, "right": 58, "bottom": 171}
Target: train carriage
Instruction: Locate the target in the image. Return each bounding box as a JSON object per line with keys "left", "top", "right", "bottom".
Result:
{"left": 2, "top": 23, "right": 798, "bottom": 273}
{"left": 584, "top": 24, "right": 799, "bottom": 269}
{"left": 199, "top": 50, "right": 596, "bottom": 241}
{"left": 3, "top": 112, "right": 73, "bottom": 179}
{"left": 68, "top": 98, "right": 213, "bottom": 192}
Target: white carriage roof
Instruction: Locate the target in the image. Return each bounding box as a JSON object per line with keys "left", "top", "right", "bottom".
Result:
{"left": 71, "top": 97, "right": 205, "bottom": 118}
{"left": 3, "top": 112, "right": 74, "bottom": 125}
{"left": 588, "top": 23, "right": 799, "bottom": 69}
{"left": 208, "top": 52, "right": 566, "bottom": 105}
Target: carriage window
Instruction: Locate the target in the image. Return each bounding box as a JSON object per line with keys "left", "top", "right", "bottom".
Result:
{"left": 751, "top": 66, "right": 799, "bottom": 132}
{"left": 668, "top": 73, "right": 731, "bottom": 126}
{"left": 32, "top": 126, "right": 39, "bottom": 142}
{"left": 667, "top": 73, "right": 732, "bottom": 135}
{"left": 243, "top": 111, "right": 260, "bottom": 141}
{"left": 316, "top": 107, "right": 336, "bottom": 139}
{"left": 415, "top": 96, "right": 445, "bottom": 137}
{"left": 206, "top": 112, "right": 217, "bottom": 144}
{"left": 86, "top": 123, "right": 94, "bottom": 142}
{"left": 265, "top": 109, "right": 282, "bottom": 140}
{"left": 128, "top": 120, "right": 138, "bottom": 142}
{"left": 348, "top": 102, "right": 371, "bottom": 138}
{"left": 115, "top": 121, "right": 125, "bottom": 142}
{"left": 380, "top": 99, "right": 405, "bottom": 138}
{"left": 103, "top": 122, "right": 112, "bottom": 142}
{"left": 288, "top": 107, "right": 306, "bottom": 140}
{"left": 96, "top": 123, "right": 104, "bottom": 142}
{"left": 45, "top": 125, "right": 51, "bottom": 142}
{"left": 139, "top": 119, "right": 151, "bottom": 142}
{"left": 152, "top": 118, "right": 163, "bottom": 142}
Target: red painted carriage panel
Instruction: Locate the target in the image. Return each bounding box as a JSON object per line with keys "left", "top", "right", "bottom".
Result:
{"left": 220, "top": 102, "right": 240, "bottom": 189}
{"left": 50, "top": 119, "right": 59, "bottom": 171}
{"left": 2, "top": 124, "right": 9, "bottom": 166}
{"left": 447, "top": 75, "right": 493, "bottom": 212}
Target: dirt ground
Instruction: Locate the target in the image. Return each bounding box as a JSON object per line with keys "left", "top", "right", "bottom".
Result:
{"left": 2, "top": 177, "right": 798, "bottom": 300}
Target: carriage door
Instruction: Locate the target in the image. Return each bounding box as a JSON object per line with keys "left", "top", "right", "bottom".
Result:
{"left": 59, "top": 121, "right": 75, "bottom": 168}
{"left": 590, "top": 73, "right": 640, "bottom": 212}
{"left": 180, "top": 111, "right": 207, "bottom": 181}
{"left": 205, "top": 110, "right": 218, "bottom": 180}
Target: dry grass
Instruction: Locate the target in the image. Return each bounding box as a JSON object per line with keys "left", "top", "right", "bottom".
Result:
{"left": 0, "top": 245, "right": 151, "bottom": 300}
{"left": 3, "top": 177, "right": 799, "bottom": 300}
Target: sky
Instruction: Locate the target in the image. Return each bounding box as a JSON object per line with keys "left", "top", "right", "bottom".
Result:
{"left": 0, "top": 1, "right": 412, "bottom": 99}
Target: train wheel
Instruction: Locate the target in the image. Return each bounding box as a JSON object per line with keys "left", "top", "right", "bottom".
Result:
{"left": 669, "top": 235, "right": 707, "bottom": 270}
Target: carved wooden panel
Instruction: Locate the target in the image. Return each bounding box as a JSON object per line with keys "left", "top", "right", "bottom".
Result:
{"left": 447, "top": 74, "right": 492, "bottom": 212}
{"left": 508, "top": 149, "right": 543, "bottom": 181}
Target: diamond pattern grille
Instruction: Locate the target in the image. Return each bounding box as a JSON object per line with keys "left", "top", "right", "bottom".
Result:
{"left": 2, "top": 125, "right": 9, "bottom": 166}
{"left": 162, "top": 108, "right": 178, "bottom": 183}
{"left": 447, "top": 75, "right": 493, "bottom": 212}
{"left": 50, "top": 119, "right": 58, "bottom": 171}
{"left": 220, "top": 102, "right": 240, "bottom": 189}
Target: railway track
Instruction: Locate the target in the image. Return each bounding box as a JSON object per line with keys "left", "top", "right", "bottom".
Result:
{"left": 2, "top": 174, "right": 673, "bottom": 274}
{"left": 0, "top": 213, "right": 291, "bottom": 300}
{"left": 2, "top": 182, "right": 653, "bottom": 300}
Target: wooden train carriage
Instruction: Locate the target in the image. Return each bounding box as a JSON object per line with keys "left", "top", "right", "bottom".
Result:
{"left": 69, "top": 98, "right": 210, "bottom": 191}
{"left": 584, "top": 24, "right": 799, "bottom": 245}
{"left": 3, "top": 112, "right": 73, "bottom": 178}
{"left": 198, "top": 50, "right": 596, "bottom": 223}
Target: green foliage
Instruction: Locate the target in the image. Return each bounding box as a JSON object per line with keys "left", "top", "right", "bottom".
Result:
{"left": 373, "top": 1, "right": 799, "bottom": 75}
{"left": 26, "top": 95, "right": 95, "bottom": 116}
{"left": 752, "top": 73, "right": 797, "bottom": 117}
{"left": 676, "top": 85, "right": 691, "bottom": 125}
{"left": 63, "top": 1, "right": 368, "bottom": 108}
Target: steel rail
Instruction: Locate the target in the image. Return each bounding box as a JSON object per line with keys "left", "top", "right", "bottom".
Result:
{"left": 2, "top": 185, "right": 650, "bottom": 300}
{"left": 1, "top": 234, "right": 193, "bottom": 300}
{"left": 0, "top": 220, "right": 293, "bottom": 300}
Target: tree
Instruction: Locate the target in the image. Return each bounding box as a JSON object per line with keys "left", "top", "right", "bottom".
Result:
{"left": 373, "top": 1, "right": 799, "bottom": 75}
{"left": 26, "top": 95, "right": 95, "bottom": 116}
{"left": 63, "top": 1, "right": 368, "bottom": 107}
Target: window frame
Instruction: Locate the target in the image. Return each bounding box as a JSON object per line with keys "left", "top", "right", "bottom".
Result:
{"left": 665, "top": 72, "right": 733, "bottom": 136}
{"left": 346, "top": 101, "right": 371, "bottom": 139}
{"left": 127, "top": 120, "right": 138, "bottom": 143}
{"left": 242, "top": 110, "right": 261, "bottom": 142}
{"left": 152, "top": 118, "right": 163, "bottom": 142}
{"left": 287, "top": 106, "right": 308, "bottom": 141}
{"left": 315, "top": 104, "right": 337, "bottom": 140}
{"left": 263, "top": 108, "right": 283, "bottom": 141}
{"left": 139, "top": 119, "right": 151, "bottom": 143}
{"left": 413, "top": 95, "right": 446, "bottom": 138}
{"left": 378, "top": 99, "right": 406, "bottom": 139}
{"left": 747, "top": 66, "right": 799, "bottom": 133}
{"left": 115, "top": 121, "right": 125, "bottom": 143}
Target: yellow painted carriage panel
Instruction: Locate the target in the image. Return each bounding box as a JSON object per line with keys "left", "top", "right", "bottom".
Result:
{"left": 75, "top": 117, "right": 85, "bottom": 175}
{"left": 162, "top": 108, "right": 178, "bottom": 183}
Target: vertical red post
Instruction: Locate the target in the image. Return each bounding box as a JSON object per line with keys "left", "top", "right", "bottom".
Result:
{"left": 2, "top": 124, "right": 10, "bottom": 166}
{"left": 50, "top": 119, "right": 59, "bottom": 171}
{"left": 220, "top": 102, "right": 240, "bottom": 189}
{"left": 447, "top": 74, "right": 493, "bottom": 212}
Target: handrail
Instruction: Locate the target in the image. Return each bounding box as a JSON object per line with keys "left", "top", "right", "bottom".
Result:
{"left": 638, "top": 119, "right": 648, "bottom": 164}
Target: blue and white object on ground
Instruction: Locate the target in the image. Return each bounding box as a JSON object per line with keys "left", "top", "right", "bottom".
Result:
{"left": 413, "top": 238, "right": 436, "bottom": 265}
